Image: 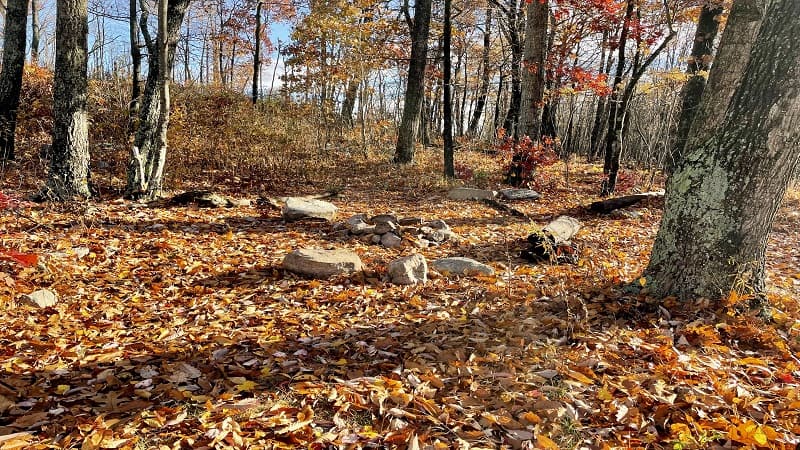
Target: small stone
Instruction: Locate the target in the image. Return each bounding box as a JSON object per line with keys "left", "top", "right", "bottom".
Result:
{"left": 329, "top": 229, "right": 351, "bottom": 240}
{"left": 431, "top": 257, "right": 494, "bottom": 277}
{"left": 387, "top": 254, "right": 428, "bottom": 285}
{"left": 428, "top": 229, "right": 456, "bottom": 243}
{"left": 413, "top": 238, "right": 430, "bottom": 248}
{"left": 371, "top": 234, "right": 383, "bottom": 244}
{"left": 347, "top": 216, "right": 373, "bottom": 234}
{"left": 380, "top": 232, "right": 403, "bottom": 248}
{"left": 22, "top": 289, "right": 58, "bottom": 308}
{"left": 448, "top": 187, "right": 497, "bottom": 201}
{"left": 282, "top": 249, "right": 364, "bottom": 278}
{"left": 610, "top": 209, "right": 642, "bottom": 219}
{"left": 282, "top": 198, "right": 338, "bottom": 221}
{"left": 360, "top": 233, "right": 377, "bottom": 243}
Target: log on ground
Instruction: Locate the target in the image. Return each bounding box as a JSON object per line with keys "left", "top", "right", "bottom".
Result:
{"left": 589, "top": 191, "right": 664, "bottom": 214}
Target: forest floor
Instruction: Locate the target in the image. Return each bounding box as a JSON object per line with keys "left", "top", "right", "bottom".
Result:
{"left": 1, "top": 149, "right": 799, "bottom": 449}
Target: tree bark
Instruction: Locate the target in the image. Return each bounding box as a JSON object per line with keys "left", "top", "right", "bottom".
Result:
{"left": 145, "top": 0, "right": 170, "bottom": 200}
{"left": 340, "top": 76, "right": 360, "bottom": 126}
{"left": 645, "top": 0, "right": 800, "bottom": 300}
{"left": 467, "top": 6, "right": 492, "bottom": 137}
{"left": 29, "top": 0, "right": 39, "bottom": 64}
{"left": 518, "top": 0, "right": 547, "bottom": 139}
{"left": 668, "top": 5, "right": 723, "bottom": 172}
{"left": 0, "top": 0, "right": 27, "bottom": 161}
{"left": 394, "top": 0, "right": 433, "bottom": 164}
{"left": 125, "top": 0, "right": 190, "bottom": 197}
{"left": 443, "top": 0, "right": 454, "bottom": 178}
{"left": 129, "top": 0, "right": 141, "bottom": 133}
{"left": 683, "top": 0, "right": 765, "bottom": 159}
{"left": 46, "top": 0, "right": 90, "bottom": 200}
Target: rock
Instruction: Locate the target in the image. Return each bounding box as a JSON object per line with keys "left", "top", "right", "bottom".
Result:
{"left": 22, "top": 289, "right": 58, "bottom": 308}
{"left": 398, "top": 217, "right": 423, "bottom": 226}
{"left": 282, "top": 249, "right": 364, "bottom": 278}
{"left": 610, "top": 209, "right": 642, "bottom": 219}
{"left": 431, "top": 257, "right": 494, "bottom": 277}
{"left": 499, "top": 188, "right": 541, "bottom": 201}
{"left": 413, "top": 238, "right": 430, "bottom": 248}
{"left": 360, "top": 233, "right": 377, "bottom": 243}
{"left": 329, "top": 229, "right": 351, "bottom": 240}
{"left": 448, "top": 187, "right": 497, "bottom": 201}
{"left": 425, "top": 219, "right": 450, "bottom": 230}
{"left": 374, "top": 221, "right": 400, "bottom": 235}
{"left": 387, "top": 254, "right": 428, "bottom": 285}
{"left": 369, "top": 214, "right": 398, "bottom": 225}
{"left": 381, "top": 232, "right": 403, "bottom": 248}
{"left": 427, "top": 229, "right": 456, "bottom": 243}
{"left": 347, "top": 215, "right": 373, "bottom": 234}
{"left": 168, "top": 190, "right": 235, "bottom": 208}
{"left": 371, "top": 234, "right": 383, "bottom": 244}
{"left": 282, "top": 198, "right": 338, "bottom": 221}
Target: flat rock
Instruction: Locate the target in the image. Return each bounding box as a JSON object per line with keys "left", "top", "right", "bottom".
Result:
{"left": 22, "top": 289, "right": 58, "bottom": 308}
{"left": 374, "top": 221, "right": 400, "bottom": 235}
{"left": 499, "top": 188, "right": 540, "bottom": 201}
{"left": 369, "top": 214, "right": 398, "bottom": 225}
{"left": 282, "top": 198, "right": 338, "bottom": 221}
{"left": 398, "top": 217, "right": 423, "bottom": 226}
{"left": 431, "top": 257, "right": 494, "bottom": 277}
{"left": 282, "top": 249, "right": 364, "bottom": 278}
{"left": 448, "top": 187, "right": 497, "bottom": 201}
{"left": 424, "top": 219, "right": 450, "bottom": 230}
{"left": 387, "top": 254, "right": 428, "bottom": 285}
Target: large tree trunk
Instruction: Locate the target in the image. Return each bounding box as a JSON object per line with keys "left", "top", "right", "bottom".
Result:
{"left": 46, "top": 0, "right": 90, "bottom": 200}
{"left": 145, "top": 0, "right": 170, "bottom": 200}
{"left": 668, "top": 5, "right": 724, "bottom": 172}
{"left": 467, "top": 6, "right": 492, "bottom": 137}
{"left": 682, "top": 0, "right": 765, "bottom": 159}
{"left": 645, "top": 0, "right": 800, "bottom": 300}
{"left": 442, "top": 0, "right": 454, "bottom": 178}
{"left": 394, "top": 0, "right": 433, "bottom": 164}
{"left": 518, "top": 0, "right": 547, "bottom": 139}
{"left": 0, "top": 0, "right": 27, "bottom": 161}
{"left": 29, "top": 0, "right": 39, "bottom": 64}
{"left": 502, "top": 23, "right": 523, "bottom": 137}
{"left": 125, "top": 0, "right": 190, "bottom": 197}
{"left": 340, "top": 76, "right": 360, "bottom": 126}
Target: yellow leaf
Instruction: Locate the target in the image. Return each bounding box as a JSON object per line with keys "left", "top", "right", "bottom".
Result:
{"left": 638, "top": 277, "right": 647, "bottom": 287}
{"left": 565, "top": 369, "right": 594, "bottom": 385}
{"left": 536, "top": 434, "right": 560, "bottom": 449}
{"left": 235, "top": 380, "right": 257, "bottom": 392}
{"left": 56, "top": 385, "right": 70, "bottom": 395}
{"left": 597, "top": 387, "right": 613, "bottom": 401}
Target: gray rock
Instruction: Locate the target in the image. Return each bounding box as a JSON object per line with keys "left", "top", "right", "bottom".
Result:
{"left": 371, "top": 234, "right": 383, "bottom": 244}
{"left": 369, "top": 214, "right": 398, "bottom": 225}
{"left": 329, "top": 229, "right": 351, "bottom": 240}
{"left": 22, "top": 289, "right": 58, "bottom": 308}
{"left": 398, "top": 217, "right": 423, "bottom": 226}
{"left": 499, "top": 188, "right": 541, "bottom": 201}
{"left": 360, "top": 233, "right": 377, "bottom": 243}
{"left": 413, "top": 238, "right": 430, "bottom": 248}
{"left": 431, "top": 257, "right": 494, "bottom": 277}
{"left": 387, "top": 254, "right": 428, "bottom": 285}
{"left": 448, "top": 187, "right": 497, "bottom": 201}
{"left": 427, "top": 229, "right": 456, "bottom": 243}
{"left": 425, "top": 219, "right": 450, "bottom": 230}
{"left": 282, "top": 249, "right": 364, "bottom": 278}
{"left": 374, "top": 221, "right": 400, "bottom": 235}
{"left": 380, "top": 232, "right": 403, "bottom": 248}
{"left": 347, "top": 215, "right": 373, "bottom": 234}
{"left": 611, "top": 209, "right": 642, "bottom": 219}
{"left": 282, "top": 198, "right": 338, "bottom": 221}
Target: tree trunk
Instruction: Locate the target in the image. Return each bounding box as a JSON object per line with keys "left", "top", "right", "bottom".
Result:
{"left": 29, "top": 0, "right": 39, "bottom": 64}
{"left": 252, "top": 0, "right": 262, "bottom": 105}
{"left": 0, "top": 0, "right": 27, "bottom": 161}
{"left": 129, "top": 0, "right": 141, "bottom": 133}
{"left": 645, "top": 0, "right": 800, "bottom": 300}
{"left": 145, "top": 0, "right": 170, "bottom": 200}
{"left": 46, "top": 0, "right": 90, "bottom": 200}
{"left": 125, "top": 0, "right": 190, "bottom": 198}
{"left": 503, "top": 20, "right": 523, "bottom": 137}
{"left": 668, "top": 5, "right": 723, "bottom": 171}
{"left": 589, "top": 31, "right": 612, "bottom": 160}
{"left": 443, "top": 0, "right": 454, "bottom": 178}
{"left": 467, "top": 6, "right": 492, "bottom": 137}
{"left": 518, "top": 0, "right": 547, "bottom": 139}
{"left": 340, "top": 76, "right": 360, "bottom": 126}
{"left": 683, "top": 0, "right": 765, "bottom": 158}
{"left": 394, "top": 0, "right": 433, "bottom": 164}
{"left": 601, "top": 2, "right": 675, "bottom": 196}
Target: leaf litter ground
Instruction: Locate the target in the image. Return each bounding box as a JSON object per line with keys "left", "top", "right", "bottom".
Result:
{"left": 1, "top": 152, "right": 799, "bottom": 449}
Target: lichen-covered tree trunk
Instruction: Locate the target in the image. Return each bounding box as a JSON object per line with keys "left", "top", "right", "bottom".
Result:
{"left": 46, "top": 0, "right": 91, "bottom": 200}
{"left": 518, "top": 0, "right": 547, "bottom": 139}
{"left": 645, "top": 0, "right": 800, "bottom": 300}
{"left": 125, "top": 0, "right": 190, "bottom": 197}
{"left": 0, "top": 0, "right": 27, "bottom": 161}
{"left": 668, "top": 5, "right": 723, "bottom": 172}
{"left": 394, "top": 0, "right": 432, "bottom": 164}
